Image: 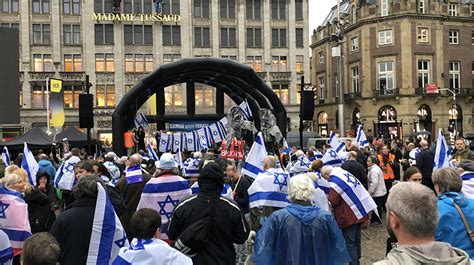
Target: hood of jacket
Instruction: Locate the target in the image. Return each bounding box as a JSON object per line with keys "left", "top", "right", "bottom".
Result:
{"left": 286, "top": 203, "right": 324, "bottom": 225}
{"left": 386, "top": 241, "right": 471, "bottom": 264}
{"left": 38, "top": 160, "right": 52, "bottom": 168}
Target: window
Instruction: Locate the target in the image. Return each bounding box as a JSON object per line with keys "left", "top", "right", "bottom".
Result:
{"left": 165, "top": 85, "right": 184, "bottom": 108}
{"left": 319, "top": 76, "right": 326, "bottom": 100}
{"left": 95, "top": 53, "right": 115, "bottom": 72}
{"left": 246, "top": 28, "right": 262, "bottom": 47}
{"left": 94, "top": 24, "right": 114, "bottom": 45}
{"left": 295, "top": 0, "right": 303, "bottom": 20}
{"left": 246, "top": 56, "right": 263, "bottom": 72}
{"left": 33, "top": 54, "right": 54, "bottom": 72}
{"left": 1, "top": 0, "right": 19, "bottom": 13}
{"left": 272, "top": 84, "right": 289, "bottom": 105}
{"left": 417, "top": 60, "right": 430, "bottom": 88}
{"left": 381, "top": 0, "right": 388, "bottom": 16}
{"left": 125, "top": 54, "right": 153, "bottom": 73}
{"left": 271, "top": 0, "right": 285, "bottom": 19}
{"left": 377, "top": 61, "right": 394, "bottom": 91}
{"left": 195, "top": 83, "right": 214, "bottom": 107}
{"left": 96, "top": 84, "right": 115, "bottom": 107}
{"left": 220, "top": 0, "right": 235, "bottom": 19}
{"left": 271, "top": 28, "right": 287, "bottom": 48}
{"left": 63, "top": 0, "right": 80, "bottom": 15}
{"left": 63, "top": 25, "right": 81, "bottom": 45}
{"left": 296, "top": 28, "right": 304, "bottom": 48}
{"left": 124, "top": 25, "right": 153, "bottom": 45}
{"left": 449, "top": 30, "right": 459, "bottom": 44}
{"left": 351, "top": 66, "right": 360, "bottom": 92}
{"left": 1, "top": 23, "right": 19, "bottom": 29}
{"left": 220, "top": 55, "right": 237, "bottom": 60}
{"left": 63, "top": 85, "right": 80, "bottom": 109}
{"left": 220, "top": 27, "right": 236, "bottom": 47}
{"left": 296, "top": 55, "right": 304, "bottom": 73}
{"left": 448, "top": 3, "right": 457, "bottom": 16}
{"left": 63, "top": 54, "right": 82, "bottom": 72}
{"left": 449, "top": 62, "right": 460, "bottom": 89}
{"left": 94, "top": 0, "right": 113, "bottom": 13}
{"left": 417, "top": 27, "right": 429, "bottom": 43}
{"left": 378, "top": 29, "right": 393, "bottom": 45}
{"left": 246, "top": 0, "right": 261, "bottom": 20}
{"left": 318, "top": 51, "right": 324, "bottom": 65}
{"left": 162, "top": 25, "right": 181, "bottom": 46}
{"left": 32, "top": 85, "right": 46, "bottom": 108}
{"left": 124, "top": 0, "right": 152, "bottom": 14}
{"left": 32, "top": 0, "right": 49, "bottom": 14}
{"left": 162, "top": 0, "right": 180, "bottom": 14}
{"left": 351, "top": 36, "right": 359, "bottom": 51}
{"left": 163, "top": 54, "right": 182, "bottom": 63}
{"left": 418, "top": 0, "right": 425, "bottom": 13}
{"left": 194, "top": 0, "right": 210, "bottom": 18}
{"left": 194, "top": 27, "right": 210, "bottom": 47}
{"left": 271, "top": 56, "right": 287, "bottom": 72}
{"left": 32, "top": 24, "right": 51, "bottom": 45}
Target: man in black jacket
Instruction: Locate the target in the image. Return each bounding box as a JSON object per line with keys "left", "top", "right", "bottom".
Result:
{"left": 415, "top": 140, "right": 435, "bottom": 191}
{"left": 226, "top": 164, "right": 250, "bottom": 214}
{"left": 168, "top": 161, "right": 249, "bottom": 265}
{"left": 342, "top": 151, "right": 368, "bottom": 188}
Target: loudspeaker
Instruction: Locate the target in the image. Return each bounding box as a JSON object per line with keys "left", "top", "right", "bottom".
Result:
{"left": 79, "top": 94, "right": 94, "bottom": 128}
{"left": 300, "top": 90, "right": 315, "bottom": 120}
{"left": 0, "top": 28, "right": 20, "bottom": 124}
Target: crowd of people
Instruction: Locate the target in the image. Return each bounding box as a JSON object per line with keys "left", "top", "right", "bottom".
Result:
{"left": 0, "top": 134, "right": 474, "bottom": 265}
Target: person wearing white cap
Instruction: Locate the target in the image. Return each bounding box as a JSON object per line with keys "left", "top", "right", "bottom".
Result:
{"left": 137, "top": 153, "right": 192, "bottom": 240}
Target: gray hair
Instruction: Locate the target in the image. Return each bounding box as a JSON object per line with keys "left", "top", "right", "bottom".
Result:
{"left": 295, "top": 150, "right": 305, "bottom": 158}
{"left": 1, "top": 173, "right": 22, "bottom": 189}
{"left": 128, "top": 154, "right": 143, "bottom": 166}
{"left": 263, "top": 156, "right": 277, "bottom": 169}
{"left": 432, "top": 168, "right": 462, "bottom": 193}
{"left": 73, "top": 175, "right": 102, "bottom": 199}
{"left": 193, "top": 152, "right": 202, "bottom": 159}
{"left": 288, "top": 174, "right": 316, "bottom": 203}
{"left": 387, "top": 182, "right": 438, "bottom": 238}
{"left": 320, "top": 165, "right": 334, "bottom": 177}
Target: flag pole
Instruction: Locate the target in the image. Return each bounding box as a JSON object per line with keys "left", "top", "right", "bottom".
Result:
{"left": 46, "top": 78, "right": 50, "bottom": 134}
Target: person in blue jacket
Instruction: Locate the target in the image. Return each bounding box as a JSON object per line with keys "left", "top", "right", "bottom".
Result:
{"left": 252, "top": 173, "right": 350, "bottom": 265}
{"left": 433, "top": 167, "right": 474, "bottom": 258}
{"left": 37, "top": 154, "right": 56, "bottom": 182}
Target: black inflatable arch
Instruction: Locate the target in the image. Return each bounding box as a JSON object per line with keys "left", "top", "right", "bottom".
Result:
{"left": 112, "top": 58, "right": 287, "bottom": 156}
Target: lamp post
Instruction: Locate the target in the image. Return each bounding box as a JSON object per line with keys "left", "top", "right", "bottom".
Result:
{"left": 438, "top": 87, "right": 457, "bottom": 140}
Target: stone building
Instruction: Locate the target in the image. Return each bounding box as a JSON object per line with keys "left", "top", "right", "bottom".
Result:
{"left": 311, "top": 0, "right": 474, "bottom": 143}
{"left": 0, "top": 0, "right": 309, "bottom": 144}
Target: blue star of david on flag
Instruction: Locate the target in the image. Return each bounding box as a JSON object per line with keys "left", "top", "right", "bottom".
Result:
{"left": 161, "top": 140, "right": 167, "bottom": 145}
{"left": 212, "top": 131, "right": 218, "bottom": 136}
{"left": 114, "top": 231, "right": 127, "bottom": 248}
{"left": 192, "top": 159, "right": 200, "bottom": 168}
{"left": 64, "top": 162, "right": 74, "bottom": 174}
{"left": 187, "top": 139, "right": 192, "bottom": 144}
{"left": 329, "top": 149, "right": 338, "bottom": 159}
{"left": 0, "top": 201, "right": 9, "bottom": 219}
{"left": 157, "top": 195, "right": 179, "bottom": 219}
{"left": 273, "top": 173, "right": 288, "bottom": 190}
{"left": 298, "top": 156, "right": 311, "bottom": 168}
{"left": 344, "top": 172, "right": 360, "bottom": 188}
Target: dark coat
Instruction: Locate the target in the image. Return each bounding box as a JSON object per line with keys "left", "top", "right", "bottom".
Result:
{"left": 416, "top": 149, "right": 435, "bottom": 191}
{"left": 25, "top": 188, "right": 54, "bottom": 234}
{"left": 230, "top": 176, "right": 251, "bottom": 214}
{"left": 50, "top": 197, "right": 96, "bottom": 265}
{"left": 341, "top": 159, "right": 368, "bottom": 188}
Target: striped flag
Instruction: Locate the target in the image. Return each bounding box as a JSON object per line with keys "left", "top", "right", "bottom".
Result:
{"left": 174, "top": 149, "right": 184, "bottom": 169}
{"left": 239, "top": 100, "right": 253, "bottom": 120}
{"left": 288, "top": 156, "right": 311, "bottom": 176}
{"left": 329, "top": 167, "right": 377, "bottom": 220}
{"left": 282, "top": 138, "right": 291, "bottom": 154}
{"left": 184, "top": 131, "right": 200, "bottom": 152}
{"left": 87, "top": 183, "right": 129, "bottom": 264}
{"left": 134, "top": 112, "right": 149, "bottom": 131}
{"left": 241, "top": 132, "right": 267, "bottom": 179}
{"left": 125, "top": 165, "right": 144, "bottom": 185}
{"left": 0, "top": 185, "right": 32, "bottom": 256}
{"left": 147, "top": 143, "right": 158, "bottom": 161}
{"left": 0, "top": 229, "right": 13, "bottom": 265}
{"left": 172, "top": 133, "right": 185, "bottom": 153}
{"left": 434, "top": 128, "right": 451, "bottom": 169}
{"left": 21, "top": 143, "right": 39, "bottom": 186}
{"left": 208, "top": 123, "right": 226, "bottom": 144}
{"left": 355, "top": 125, "right": 369, "bottom": 148}
{"left": 158, "top": 133, "right": 171, "bottom": 153}
{"left": 54, "top": 156, "right": 81, "bottom": 190}
{"left": 409, "top": 147, "right": 421, "bottom": 166}
{"left": 190, "top": 182, "right": 233, "bottom": 200}
{"left": 248, "top": 168, "right": 290, "bottom": 209}
{"left": 183, "top": 158, "right": 200, "bottom": 178}
{"left": 197, "top": 128, "right": 211, "bottom": 150}
{"left": 2, "top": 147, "right": 10, "bottom": 166}
{"left": 321, "top": 148, "right": 343, "bottom": 167}
{"left": 328, "top": 131, "right": 346, "bottom": 155}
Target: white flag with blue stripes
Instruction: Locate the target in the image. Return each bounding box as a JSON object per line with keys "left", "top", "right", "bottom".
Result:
{"left": 248, "top": 168, "right": 290, "bottom": 209}
{"left": 282, "top": 138, "right": 291, "bottom": 154}
{"left": 239, "top": 100, "right": 252, "bottom": 120}
{"left": 355, "top": 125, "right": 369, "bottom": 148}
{"left": 184, "top": 131, "right": 200, "bottom": 152}
{"left": 159, "top": 133, "right": 171, "bottom": 153}
{"left": 190, "top": 182, "right": 233, "bottom": 200}
{"left": 329, "top": 167, "right": 377, "bottom": 220}
{"left": 197, "top": 128, "right": 211, "bottom": 150}
{"left": 288, "top": 156, "right": 311, "bottom": 176}
{"left": 208, "top": 123, "right": 226, "bottom": 144}
{"left": 183, "top": 158, "right": 200, "bottom": 178}
{"left": 0, "top": 229, "right": 13, "bottom": 265}
{"left": 409, "top": 147, "right": 421, "bottom": 166}
{"left": 242, "top": 132, "right": 267, "bottom": 179}
{"left": 434, "top": 128, "right": 451, "bottom": 169}
{"left": 54, "top": 156, "right": 81, "bottom": 190}
{"left": 87, "top": 182, "right": 129, "bottom": 264}
{"left": 134, "top": 112, "right": 149, "bottom": 131}
{"left": 172, "top": 133, "right": 185, "bottom": 153}
{"left": 21, "top": 143, "right": 39, "bottom": 186}
{"left": 147, "top": 143, "right": 158, "bottom": 161}
{"left": 321, "top": 148, "right": 343, "bottom": 167}
{"left": 2, "top": 147, "right": 11, "bottom": 166}
{"left": 328, "top": 131, "right": 346, "bottom": 155}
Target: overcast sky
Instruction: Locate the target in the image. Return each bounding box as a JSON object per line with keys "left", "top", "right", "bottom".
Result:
{"left": 309, "top": 0, "right": 338, "bottom": 32}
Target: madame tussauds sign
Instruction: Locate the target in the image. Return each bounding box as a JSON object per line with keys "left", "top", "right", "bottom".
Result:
{"left": 92, "top": 13, "right": 181, "bottom": 23}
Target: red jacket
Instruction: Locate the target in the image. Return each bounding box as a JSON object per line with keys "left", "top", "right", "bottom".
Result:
{"left": 329, "top": 188, "right": 367, "bottom": 229}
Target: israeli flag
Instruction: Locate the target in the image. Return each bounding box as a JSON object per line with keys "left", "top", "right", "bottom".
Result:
{"left": 174, "top": 149, "right": 184, "bottom": 168}
{"left": 184, "top": 158, "right": 200, "bottom": 178}
{"left": 328, "top": 131, "right": 346, "bottom": 154}
{"left": 355, "top": 125, "right": 369, "bottom": 148}
{"left": 248, "top": 168, "right": 290, "bottom": 209}
{"left": 54, "top": 156, "right": 81, "bottom": 190}
{"left": 208, "top": 123, "right": 225, "bottom": 144}
{"left": 159, "top": 133, "right": 171, "bottom": 153}
{"left": 314, "top": 150, "right": 323, "bottom": 160}
{"left": 21, "top": 143, "right": 39, "bottom": 186}
{"left": 288, "top": 156, "right": 311, "bottom": 176}
{"left": 239, "top": 100, "right": 253, "bottom": 120}
{"left": 2, "top": 147, "right": 10, "bottom": 166}
{"left": 409, "top": 147, "right": 421, "bottom": 166}
{"left": 190, "top": 182, "right": 233, "bottom": 200}
{"left": 184, "top": 131, "right": 200, "bottom": 152}
{"left": 125, "top": 165, "right": 144, "bottom": 185}
{"left": 0, "top": 229, "right": 13, "bottom": 265}
{"left": 434, "top": 128, "right": 451, "bottom": 169}
{"left": 321, "top": 148, "right": 343, "bottom": 167}
{"left": 242, "top": 132, "right": 267, "bottom": 179}
{"left": 134, "top": 112, "right": 149, "bottom": 131}
{"left": 329, "top": 167, "right": 377, "bottom": 220}
{"left": 87, "top": 182, "right": 129, "bottom": 264}
{"left": 282, "top": 138, "right": 291, "bottom": 154}
{"left": 172, "top": 133, "right": 185, "bottom": 153}
{"left": 218, "top": 117, "right": 228, "bottom": 134}
{"left": 197, "top": 128, "right": 211, "bottom": 150}
{"left": 147, "top": 143, "right": 158, "bottom": 161}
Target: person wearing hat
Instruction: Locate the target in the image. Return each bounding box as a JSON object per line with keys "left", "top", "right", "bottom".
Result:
{"left": 458, "top": 160, "right": 474, "bottom": 199}
{"left": 168, "top": 158, "right": 249, "bottom": 265}
{"left": 137, "top": 153, "right": 191, "bottom": 240}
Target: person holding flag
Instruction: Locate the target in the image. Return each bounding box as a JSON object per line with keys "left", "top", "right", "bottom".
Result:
{"left": 54, "top": 148, "right": 82, "bottom": 210}
{"left": 21, "top": 143, "right": 39, "bottom": 186}
{"left": 241, "top": 132, "right": 267, "bottom": 179}
{"left": 2, "top": 146, "right": 11, "bottom": 166}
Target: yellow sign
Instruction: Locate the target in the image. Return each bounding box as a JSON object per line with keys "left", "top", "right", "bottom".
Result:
{"left": 50, "top": 79, "right": 62, "bottom": 93}
{"left": 49, "top": 78, "right": 65, "bottom": 128}
{"left": 92, "top": 13, "right": 181, "bottom": 23}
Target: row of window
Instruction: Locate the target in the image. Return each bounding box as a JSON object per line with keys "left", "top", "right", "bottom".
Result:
{"left": 380, "top": 0, "right": 472, "bottom": 17}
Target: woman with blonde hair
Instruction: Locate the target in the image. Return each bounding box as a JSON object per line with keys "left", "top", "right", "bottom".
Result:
{"left": 1, "top": 173, "right": 25, "bottom": 193}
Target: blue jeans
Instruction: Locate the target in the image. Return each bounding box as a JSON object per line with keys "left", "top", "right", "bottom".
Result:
{"left": 342, "top": 223, "right": 361, "bottom": 265}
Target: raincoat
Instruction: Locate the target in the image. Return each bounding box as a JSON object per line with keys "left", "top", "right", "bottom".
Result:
{"left": 252, "top": 203, "right": 350, "bottom": 265}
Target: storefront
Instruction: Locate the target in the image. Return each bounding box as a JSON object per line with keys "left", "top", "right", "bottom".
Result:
{"left": 374, "top": 105, "right": 402, "bottom": 140}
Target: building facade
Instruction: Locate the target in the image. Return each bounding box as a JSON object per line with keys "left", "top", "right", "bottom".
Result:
{"left": 311, "top": 0, "right": 474, "bottom": 143}
{"left": 0, "top": 0, "right": 309, "bottom": 144}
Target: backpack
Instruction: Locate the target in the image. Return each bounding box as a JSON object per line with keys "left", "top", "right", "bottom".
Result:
{"left": 106, "top": 185, "right": 126, "bottom": 218}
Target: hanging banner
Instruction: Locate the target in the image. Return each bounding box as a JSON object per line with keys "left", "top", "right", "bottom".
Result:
{"left": 49, "top": 78, "right": 65, "bottom": 127}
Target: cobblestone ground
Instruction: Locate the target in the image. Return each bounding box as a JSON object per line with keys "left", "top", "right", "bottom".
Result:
{"left": 361, "top": 222, "right": 389, "bottom": 264}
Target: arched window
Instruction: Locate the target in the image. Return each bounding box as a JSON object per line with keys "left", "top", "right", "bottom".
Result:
{"left": 317, "top": 111, "right": 329, "bottom": 136}
{"left": 378, "top": 105, "right": 397, "bottom": 121}
{"left": 417, "top": 104, "right": 431, "bottom": 121}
